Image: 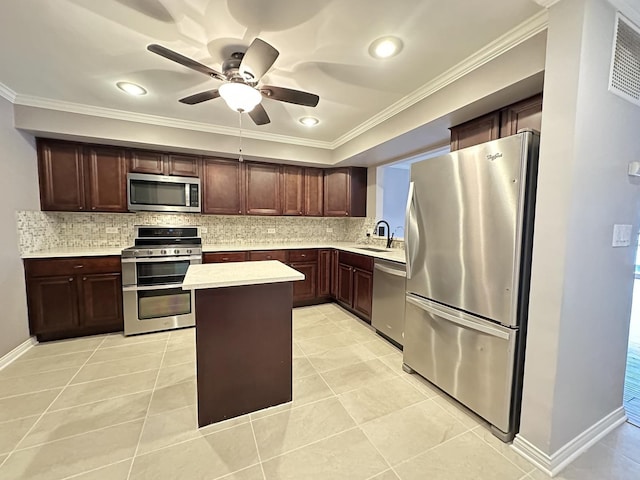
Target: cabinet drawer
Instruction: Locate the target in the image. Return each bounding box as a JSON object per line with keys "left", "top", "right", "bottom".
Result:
{"left": 203, "top": 252, "right": 247, "bottom": 263}
{"left": 25, "top": 256, "right": 121, "bottom": 277}
{"left": 338, "top": 251, "right": 373, "bottom": 272}
{"left": 248, "top": 250, "right": 288, "bottom": 262}
{"left": 288, "top": 249, "right": 318, "bottom": 262}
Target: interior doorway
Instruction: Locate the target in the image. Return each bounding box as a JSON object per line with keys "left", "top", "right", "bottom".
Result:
{"left": 625, "top": 249, "right": 640, "bottom": 427}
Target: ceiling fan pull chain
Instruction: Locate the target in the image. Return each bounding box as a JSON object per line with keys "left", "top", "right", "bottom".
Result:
{"left": 238, "top": 111, "right": 244, "bottom": 163}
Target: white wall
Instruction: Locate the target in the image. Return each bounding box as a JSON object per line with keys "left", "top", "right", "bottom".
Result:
{"left": 381, "top": 167, "right": 410, "bottom": 236}
{"left": 0, "top": 96, "right": 40, "bottom": 357}
{"left": 519, "top": 0, "right": 640, "bottom": 455}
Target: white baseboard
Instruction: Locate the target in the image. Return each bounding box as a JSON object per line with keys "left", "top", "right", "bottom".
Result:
{"left": 512, "top": 407, "right": 627, "bottom": 476}
{"left": 0, "top": 337, "right": 38, "bottom": 371}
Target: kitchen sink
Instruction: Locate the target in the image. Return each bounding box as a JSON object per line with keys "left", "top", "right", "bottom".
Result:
{"left": 357, "top": 247, "right": 389, "bottom": 252}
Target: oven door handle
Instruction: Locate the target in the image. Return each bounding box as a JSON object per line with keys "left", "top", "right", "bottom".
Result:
{"left": 121, "top": 255, "right": 202, "bottom": 264}
{"left": 122, "top": 283, "right": 187, "bottom": 292}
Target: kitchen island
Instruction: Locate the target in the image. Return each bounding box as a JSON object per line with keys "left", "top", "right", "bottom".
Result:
{"left": 182, "top": 260, "right": 304, "bottom": 427}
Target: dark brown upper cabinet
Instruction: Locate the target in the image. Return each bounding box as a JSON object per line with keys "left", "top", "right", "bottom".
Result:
{"left": 129, "top": 150, "right": 200, "bottom": 177}
{"left": 281, "top": 165, "right": 304, "bottom": 216}
{"left": 499, "top": 94, "right": 543, "bottom": 137}
{"left": 304, "top": 168, "right": 324, "bottom": 216}
{"left": 323, "top": 167, "right": 367, "bottom": 217}
{"left": 128, "top": 150, "right": 164, "bottom": 175}
{"left": 281, "top": 166, "right": 324, "bottom": 216}
{"left": 450, "top": 112, "right": 500, "bottom": 152}
{"left": 245, "top": 162, "right": 281, "bottom": 215}
{"left": 167, "top": 154, "right": 200, "bottom": 177}
{"left": 38, "top": 139, "right": 127, "bottom": 212}
{"left": 450, "top": 93, "right": 543, "bottom": 151}
{"left": 202, "top": 157, "right": 244, "bottom": 215}
{"left": 37, "top": 139, "right": 369, "bottom": 218}
{"left": 38, "top": 140, "right": 86, "bottom": 211}
{"left": 85, "top": 146, "right": 127, "bottom": 212}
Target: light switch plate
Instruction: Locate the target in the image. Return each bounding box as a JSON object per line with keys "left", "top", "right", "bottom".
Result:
{"left": 267, "top": 228, "right": 276, "bottom": 234}
{"left": 612, "top": 224, "right": 633, "bottom": 247}
{"left": 105, "top": 227, "right": 119, "bottom": 234}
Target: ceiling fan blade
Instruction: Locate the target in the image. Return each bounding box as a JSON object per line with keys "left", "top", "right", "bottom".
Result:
{"left": 179, "top": 89, "right": 220, "bottom": 105}
{"left": 260, "top": 85, "right": 319, "bottom": 107}
{"left": 239, "top": 38, "right": 279, "bottom": 82}
{"left": 147, "top": 44, "right": 225, "bottom": 80}
{"left": 248, "top": 103, "right": 271, "bottom": 125}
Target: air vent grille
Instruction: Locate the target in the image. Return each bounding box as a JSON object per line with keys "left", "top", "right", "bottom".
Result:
{"left": 609, "top": 14, "right": 640, "bottom": 106}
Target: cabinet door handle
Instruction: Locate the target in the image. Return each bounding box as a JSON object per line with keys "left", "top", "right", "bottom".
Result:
{"left": 79, "top": 206, "right": 84, "bottom": 210}
{"left": 73, "top": 265, "right": 84, "bottom": 269}
{"left": 91, "top": 206, "right": 96, "bottom": 210}
{"left": 68, "top": 278, "right": 73, "bottom": 282}
{"left": 222, "top": 257, "right": 229, "bottom": 261}
{"left": 83, "top": 277, "right": 87, "bottom": 281}
{"left": 267, "top": 256, "right": 272, "bottom": 259}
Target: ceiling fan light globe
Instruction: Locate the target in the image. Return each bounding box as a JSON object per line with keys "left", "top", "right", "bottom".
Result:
{"left": 219, "top": 82, "right": 262, "bottom": 113}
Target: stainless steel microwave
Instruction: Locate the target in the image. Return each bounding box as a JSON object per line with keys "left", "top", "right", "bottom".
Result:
{"left": 127, "top": 173, "right": 201, "bottom": 213}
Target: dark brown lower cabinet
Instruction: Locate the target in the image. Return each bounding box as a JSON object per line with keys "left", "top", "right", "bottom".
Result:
{"left": 27, "top": 276, "right": 80, "bottom": 335}
{"left": 81, "top": 273, "right": 123, "bottom": 328}
{"left": 318, "top": 249, "right": 331, "bottom": 298}
{"left": 353, "top": 269, "right": 373, "bottom": 319}
{"left": 337, "top": 263, "right": 354, "bottom": 306}
{"left": 335, "top": 251, "right": 374, "bottom": 322}
{"left": 291, "top": 262, "right": 317, "bottom": 304}
{"left": 25, "top": 256, "right": 123, "bottom": 341}
{"left": 203, "top": 251, "right": 248, "bottom": 263}
{"left": 330, "top": 249, "right": 339, "bottom": 298}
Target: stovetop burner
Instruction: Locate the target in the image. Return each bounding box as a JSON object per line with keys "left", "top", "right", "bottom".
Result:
{"left": 122, "top": 225, "right": 202, "bottom": 259}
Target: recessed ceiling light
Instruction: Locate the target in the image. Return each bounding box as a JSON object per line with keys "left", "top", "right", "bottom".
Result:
{"left": 116, "top": 82, "right": 147, "bottom": 96}
{"left": 299, "top": 116, "right": 319, "bottom": 127}
{"left": 369, "top": 36, "right": 403, "bottom": 59}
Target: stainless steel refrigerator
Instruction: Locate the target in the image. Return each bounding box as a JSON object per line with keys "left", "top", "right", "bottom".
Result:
{"left": 403, "top": 130, "right": 539, "bottom": 442}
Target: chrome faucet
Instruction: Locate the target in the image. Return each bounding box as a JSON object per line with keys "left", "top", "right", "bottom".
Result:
{"left": 374, "top": 220, "right": 394, "bottom": 248}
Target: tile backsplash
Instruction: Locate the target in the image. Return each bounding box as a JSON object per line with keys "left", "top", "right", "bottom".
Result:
{"left": 16, "top": 211, "right": 383, "bottom": 254}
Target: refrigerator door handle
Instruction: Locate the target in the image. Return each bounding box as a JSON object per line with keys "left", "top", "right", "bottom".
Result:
{"left": 405, "top": 181, "right": 418, "bottom": 279}
{"left": 406, "top": 295, "right": 511, "bottom": 340}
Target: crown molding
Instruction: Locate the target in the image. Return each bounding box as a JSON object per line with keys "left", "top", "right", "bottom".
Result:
{"left": 12, "top": 94, "right": 333, "bottom": 150}
{"left": 0, "top": 82, "right": 17, "bottom": 102}
{"left": 6, "top": 10, "right": 548, "bottom": 154}
{"left": 330, "top": 10, "right": 549, "bottom": 149}
{"left": 533, "top": 0, "right": 561, "bottom": 7}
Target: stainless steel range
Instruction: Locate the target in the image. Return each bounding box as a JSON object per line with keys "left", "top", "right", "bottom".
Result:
{"left": 122, "top": 226, "right": 202, "bottom": 336}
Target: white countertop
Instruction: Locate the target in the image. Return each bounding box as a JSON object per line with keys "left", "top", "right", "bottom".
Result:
{"left": 21, "top": 243, "right": 406, "bottom": 264}
{"left": 182, "top": 260, "right": 305, "bottom": 290}
{"left": 22, "top": 247, "right": 125, "bottom": 259}
{"left": 200, "top": 242, "right": 406, "bottom": 264}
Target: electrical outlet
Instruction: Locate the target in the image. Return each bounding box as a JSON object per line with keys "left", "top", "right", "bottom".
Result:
{"left": 105, "top": 227, "right": 119, "bottom": 234}
{"left": 267, "top": 228, "right": 276, "bottom": 234}
{"left": 201, "top": 227, "right": 208, "bottom": 233}
{"left": 326, "top": 228, "right": 333, "bottom": 233}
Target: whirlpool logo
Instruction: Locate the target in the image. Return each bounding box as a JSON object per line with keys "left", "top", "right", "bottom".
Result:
{"left": 487, "top": 152, "right": 503, "bottom": 161}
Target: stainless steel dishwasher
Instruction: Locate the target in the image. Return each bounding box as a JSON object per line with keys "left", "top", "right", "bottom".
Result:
{"left": 371, "top": 259, "right": 407, "bottom": 347}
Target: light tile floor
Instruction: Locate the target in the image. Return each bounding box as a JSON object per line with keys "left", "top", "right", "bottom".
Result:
{"left": 0, "top": 303, "right": 639, "bottom": 479}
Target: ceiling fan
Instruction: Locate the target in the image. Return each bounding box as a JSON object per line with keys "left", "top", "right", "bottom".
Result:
{"left": 147, "top": 38, "right": 319, "bottom": 126}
